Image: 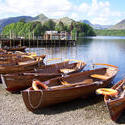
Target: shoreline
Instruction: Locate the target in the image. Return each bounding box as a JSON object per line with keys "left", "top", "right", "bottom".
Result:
{"left": 0, "top": 84, "right": 124, "bottom": 125}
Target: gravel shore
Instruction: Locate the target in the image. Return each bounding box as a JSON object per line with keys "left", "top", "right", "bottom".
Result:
{"left": 0, "top": 84, "right": 125, "bottom": 125}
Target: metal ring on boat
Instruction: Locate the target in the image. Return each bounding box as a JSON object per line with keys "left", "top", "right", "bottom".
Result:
{"left": 32, "top": 80, "right": 48, "bottom": 90}
{"left": 96, "top": 88, "right": 118, "bottom": 96}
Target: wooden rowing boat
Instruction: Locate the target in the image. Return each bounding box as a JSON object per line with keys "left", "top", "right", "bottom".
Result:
{"left": 2, "top": 60, "right": 86, "bottom": 92}
{"left": 4, "top": 46, "right": 26, "bottom": 51}
{"left": 0, "top": 55, "right": 45, "bottom": 74}
{"left": 0, "top": 54, "right": 39, "bottom": 64}
{"left": 22, "top": 63, "right": 118, "bottom": 111}
{"left": 0, "top": 51, "right": 37, "bottom": 62}
{"left": 104, "top": 79, "right": 125, "bottom": 121}
{"left": 0, "top": 49, "right": 41, "bottom": 67}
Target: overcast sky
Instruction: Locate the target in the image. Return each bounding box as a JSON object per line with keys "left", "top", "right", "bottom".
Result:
{"left": 0, "top": 0, "right": 125, "bottom": 25}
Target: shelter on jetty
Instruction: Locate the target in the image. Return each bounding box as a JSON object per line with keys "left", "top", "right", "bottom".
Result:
{"left": 44, "top": 31, "right": 71, "bottom": 40}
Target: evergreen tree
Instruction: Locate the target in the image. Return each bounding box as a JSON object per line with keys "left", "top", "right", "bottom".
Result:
{"left": 55, "top": 21, "right": 65, "bottom": 31}
{"left": 43, "top": 19, "right": 55, "bottom": 30}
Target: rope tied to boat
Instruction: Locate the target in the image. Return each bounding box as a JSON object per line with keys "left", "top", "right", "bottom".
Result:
{"left": 27, "top": 89, "right": 43, "bottom": 110}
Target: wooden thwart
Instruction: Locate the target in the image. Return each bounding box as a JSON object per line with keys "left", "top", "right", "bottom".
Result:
{"left": 90, "top": 74, "right": 109, "bottom": 80}
{"left": 64, "top": 59, "right": 83, "bottom": 62}
{"left": 60, "top": 68, "right": 76, "bottom": 74}
{"left": 47, "top": 58, "right": 61, "bottom": 62}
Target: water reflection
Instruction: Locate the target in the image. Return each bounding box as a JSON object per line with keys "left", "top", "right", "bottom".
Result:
{"left": 26, "top": 36, "right": 125, "bottom": 84}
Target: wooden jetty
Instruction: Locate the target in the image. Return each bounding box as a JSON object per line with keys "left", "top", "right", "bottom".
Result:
{"left": 0, "top": 31, "right": 77, "bottom": 47}
{"left": 0, "top": 39, "right": 76, "bottom": 47}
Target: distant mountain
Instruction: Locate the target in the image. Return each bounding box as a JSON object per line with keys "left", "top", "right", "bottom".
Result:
{"left": 0, "top": 13, "right": 49, "bottom": 32}
{"left": 0, "top": 16, "right": 34, "bottom": 32}
{"left": 81, "top": 20, "right": 112, "bottom": 29}
{"left": 53, "top": 17, "right": 75, "bottom": 25}
{"left": 110, "top": 19, "right": 125, "bottom": 30}
{"left": 31, "top": 13, "right": 48, "bottom": 23}
{"left": 81, "top": 20, "right": 93, "bottom": 26}
{"left": 94, "top": 24, "right": 112, "bottom": 29}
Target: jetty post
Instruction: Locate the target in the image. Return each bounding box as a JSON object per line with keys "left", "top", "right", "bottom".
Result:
{"left": 9, "top": 30, "right": 12, "bottom": 48}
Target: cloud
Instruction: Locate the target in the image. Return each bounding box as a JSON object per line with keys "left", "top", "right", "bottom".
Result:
{"left": 0, "top": 0, "right": 72, "bottom": 17}
{"left": 0, "top": 0, "right": 124, "bottom": 25}
{"left": 77, "top": 0, "right": 124, "bottom": 25}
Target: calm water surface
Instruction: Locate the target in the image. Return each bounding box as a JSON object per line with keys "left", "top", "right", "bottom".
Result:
{"left": 26, "top": 36, "right": 125, "bottom": 84}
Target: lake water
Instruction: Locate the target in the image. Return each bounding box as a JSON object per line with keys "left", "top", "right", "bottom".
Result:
{"left": 26, "top": 36, "right": 125, "bottom": 84}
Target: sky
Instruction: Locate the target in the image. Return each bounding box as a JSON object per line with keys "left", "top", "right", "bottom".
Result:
{"left": 0, "top": 0, "right": 125, "bottom": 25}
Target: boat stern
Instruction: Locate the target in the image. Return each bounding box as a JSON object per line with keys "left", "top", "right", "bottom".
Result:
{"left": 22, "top": 89, "right": 44, "bottom": 111}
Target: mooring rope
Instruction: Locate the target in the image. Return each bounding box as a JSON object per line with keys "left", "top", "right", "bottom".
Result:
{"left": 27, "top": 89, "right": 43, "bottom": 109}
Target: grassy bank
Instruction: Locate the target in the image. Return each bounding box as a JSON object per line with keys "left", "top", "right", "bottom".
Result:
{"left": 95, "top": 29, "right": 125, "bottom": 36}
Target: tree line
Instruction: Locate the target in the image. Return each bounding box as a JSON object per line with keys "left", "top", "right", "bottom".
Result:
{"left": 95, "top": 29, "right": 125, "bottom": 36}
{"left": 2, "top": 19, "right": 96, "bottom": 38}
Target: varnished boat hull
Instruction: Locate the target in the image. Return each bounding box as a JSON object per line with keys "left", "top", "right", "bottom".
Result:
{"left": 2, "top": 61, "right": 86, "bottom": 92}
{"left": 1, "top": 74, "right": 61, "bottom": 92}
{"left": 0, "top": 55, "right": 45, "bottom": 74}
{"left": 104, "top": 79, "right": 125, "bottom": 121}
{"left": 5, "top": 46, "right": 26, "bottom": 51}
{"left": 22, "top": 66, "right": 118, "bottom": 111}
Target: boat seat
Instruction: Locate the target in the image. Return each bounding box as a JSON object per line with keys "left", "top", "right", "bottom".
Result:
{"left": 50, "top": 84, "right": 72, "bottom": 89}
{"left": 60, "top": 68, "right": 75, "bottom": 74}
{"left": 90, "top": 74, "right": 109, "bottom": 80}
{"left": 81, "top": 79, "right": 93, "bottom": 84}
{"left": 60, "top": 79, "right": 71, "bottom": 85}
{"left": 60, "top": 79, "right": 93, "bottom": 86}
{"left": 18, "top": 60, "right": 34, "bottom": 65}
{"left": 18, "top": 61, "right": 28, "bottom": 65}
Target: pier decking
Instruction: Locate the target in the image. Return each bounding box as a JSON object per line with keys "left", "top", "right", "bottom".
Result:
{"left": 0, "top": 31, "right": 77, "bottom": 47}
{"left": 0, "top": 38, "right": 76, "bottom": 47}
